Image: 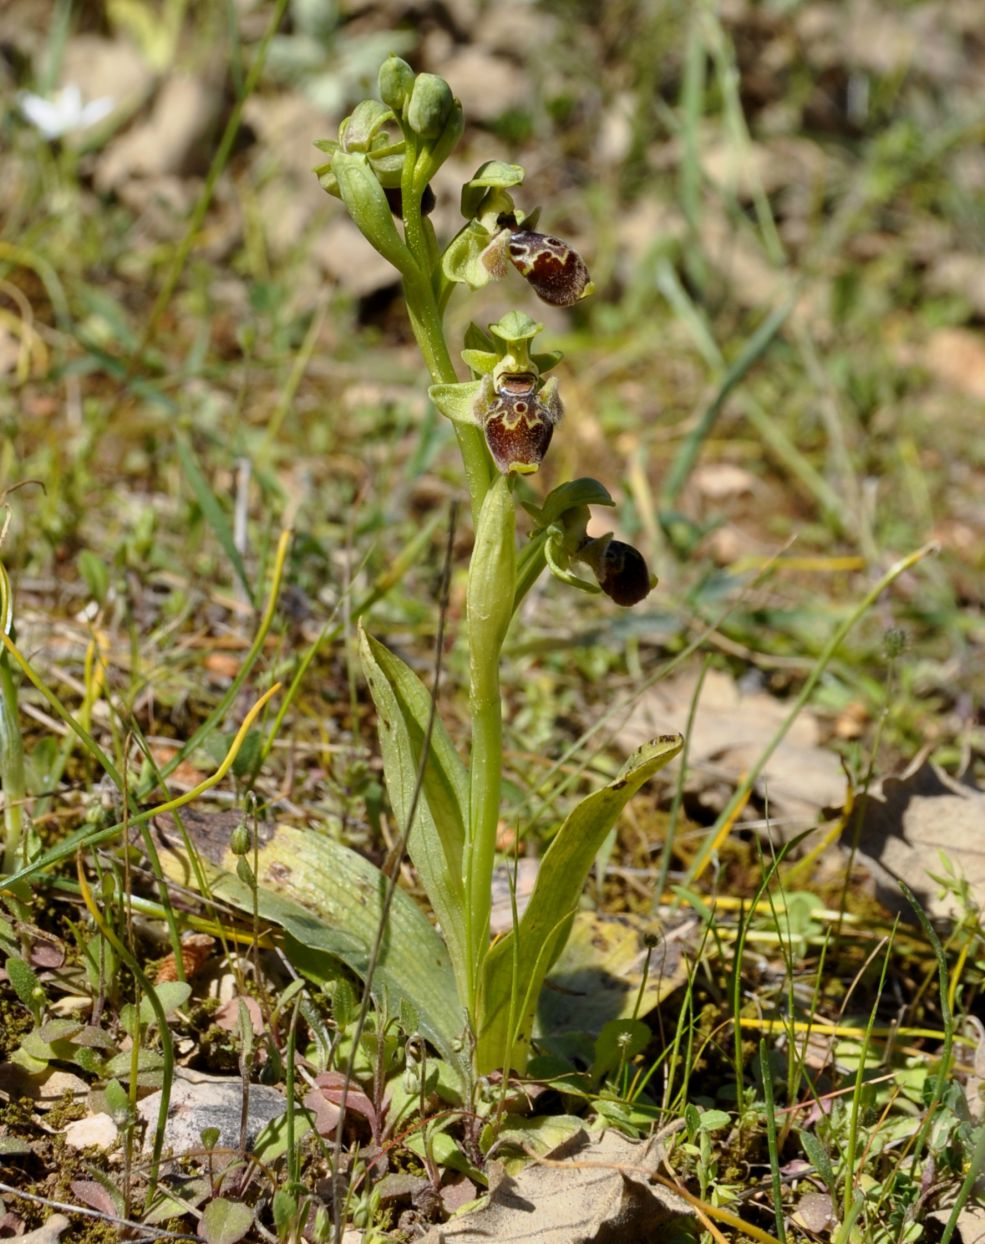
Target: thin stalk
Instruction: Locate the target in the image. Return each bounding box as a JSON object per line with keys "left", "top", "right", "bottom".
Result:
{"left": 759, "top": 1040, "right": 787, "bottom": 1244}
{"left": 838, "top": 932, "right": 895, "bottom": 1237}
{"left": 0, "top": 659, "right": 25, "bottom": 877}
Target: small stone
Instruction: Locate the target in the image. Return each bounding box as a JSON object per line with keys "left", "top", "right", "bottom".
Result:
{"left": 63, "top": 1112, "right": 119, "bottom": 1152}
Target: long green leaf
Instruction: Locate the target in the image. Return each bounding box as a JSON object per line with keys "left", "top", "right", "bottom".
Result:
{"left": 478, "top": 734, "right": 683, "bottom": 1073}
{"left": 151, "top": 814, "right": 464, "bottom": 1071}
{"left": 359, "top": 628, "right": 469, "bottom": 991}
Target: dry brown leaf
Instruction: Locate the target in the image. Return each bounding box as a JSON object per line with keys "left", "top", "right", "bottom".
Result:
{"left": 928, "top": 1204, "right": 985, "bottom": 1242}
{"left": 857, "top": 760, "right": 985, "bottom": 918}
{"left": 95, "top": 72, "right": 224, "bottom": 191}
{"left": 16, "top": 1215, "right": 71, "bottom": 1244}
{"left": 619, "top": 669, "right": 845, "bottom": 827}
{"left": 490, "top": 857, "right": 539, "bottom": 936}
{"left": 538, "top": 910, "right": 695, "bottom": 1040}
{"left": 420, "top": 1129, "right": 693, "bottom": 1243}
{"left": 791, "top": 1190, "right": 835, "bottom": 1233}
{"left": 69, "top": 1180, "right": 119, "bottom": 1218}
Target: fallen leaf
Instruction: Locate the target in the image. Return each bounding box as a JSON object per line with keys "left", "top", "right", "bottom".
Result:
{"left": 95, "top": 72, "right": 224, "bottom": 191}
{"left": 17, "top": 1215, "right": 71, "bottom": 1244}
{"left": 928, "top": 1203, "right": 985, "bottom": 1242}
{"left": 419, "top": 1128, "right": 693, "bottom": 1243}
{"left": 213, "top": 995, "right": 263, "bottom": 1034}
{"left": 70, "top": 1180, "right": 120, "bottom": 1217}
{"left": 792, "top": 1190, "right": 835, "bottom": 1233}
{"left": 538, "top": 910, "right": 695, "bottom": 1043}
{"left": 490, "top": 857, "right": 539, "bottom": 935}
{"left": 857, "top": 759, "right": 985, "bottom": 919}
{"left": 619, "top": 669, "right": 845, "bottom": 827}
{"left": 309, "top": 1071, "right": 378, "bottom": 1136}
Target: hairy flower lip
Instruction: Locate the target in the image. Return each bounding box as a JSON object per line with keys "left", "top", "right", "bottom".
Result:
{"left": 479, "top": 372, "right": 562, "bottom": 475}
{"left": 507, "top": 229, "right": 591, "bottom": 307}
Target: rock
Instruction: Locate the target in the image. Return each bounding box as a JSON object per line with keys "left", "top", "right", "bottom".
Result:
{"left": 63, "top": 1112, "right": 119, "bottom": 1152}
{"left": 137, "top": 1071, "right": 287, "bottom": 1161}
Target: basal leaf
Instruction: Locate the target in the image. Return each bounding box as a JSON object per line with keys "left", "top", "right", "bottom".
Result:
{"left": 477, "top": 734, "right": 683, "bottom": 1073}
{"left": 150, "top": 813, "right": 465, "bottom": 1075}
{"left": 360, "top": 628, "right": 469, "bottom": 987}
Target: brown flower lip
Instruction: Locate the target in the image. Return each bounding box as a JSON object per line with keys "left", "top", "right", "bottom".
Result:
{"left": 480, "top": 372, "right": 562, "bottom": 475}
{"left": 507, "top": 229, "right": 590, "bottom": 307}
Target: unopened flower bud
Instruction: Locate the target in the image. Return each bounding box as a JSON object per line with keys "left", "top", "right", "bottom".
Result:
{"left": 230, "top": 821, "right": 252, "bottom": 856}
{"left": 406, "top": 73, "right": 454, "bottom": 139}
{"left": 378, "top": 56, "right": 414, "bottom": 112}
{"left": 579, "top": 537, "right": 653, "bottom": 606}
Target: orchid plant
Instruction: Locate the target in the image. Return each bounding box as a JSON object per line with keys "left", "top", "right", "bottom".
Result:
{"left": 316, "top": 58, "right": 682, "bottom": 1079}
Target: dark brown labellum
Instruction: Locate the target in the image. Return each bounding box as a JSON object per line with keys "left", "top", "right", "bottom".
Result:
{"left": 483, "top": 400, "right": 554, "bottom": 474}
{"left": 508, "top": 230, "right": 590, "bottom": 306}
{"left": 594, "top": 540, "right": 652, "bottom": 606}
{"left": 480, "top": 373, "right": 563, "bottom": 474}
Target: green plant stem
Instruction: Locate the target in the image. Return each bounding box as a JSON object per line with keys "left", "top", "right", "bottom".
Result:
{"left": 398, "top": 153, "right": 491, "bottom": 525}
{"left": 463, "top": 478, "right": 515, "bottom": 1015}
{"left": 466, "top": 650, "right": 502, "bottom": 1009}
{"left": 0, "top": 659, "right": 26, "bottom": 878}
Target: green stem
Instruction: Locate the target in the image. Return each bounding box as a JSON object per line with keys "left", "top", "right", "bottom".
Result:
{"left": 463, "top": 477, "right": 516, "bottom": 1016}
{"left": 398, "top": 152, "right": 491, "bottom": 525}
{"left": 0, "top": 659, "right": 25, "bottom": 877}
{"left": 466, "top": 654, "right": 502, "bottom": 1008}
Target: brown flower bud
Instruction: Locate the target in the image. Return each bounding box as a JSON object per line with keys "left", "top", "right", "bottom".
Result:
{"left": 580, "top": 537, "right": 652, "bottom": 606}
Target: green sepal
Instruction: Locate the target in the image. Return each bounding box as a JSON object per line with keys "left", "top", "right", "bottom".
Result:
{"left": 342, "top": 99, "right": 398, "bottom": 150}
{"left": 461, "top": 160, "right": 525, "bottom": 219}
{"left": 442, "top": 220, "right": 501, "bottom": 291}
{"left": 491, "top": 310, "right": 542, "bottom": 347}
{"left": 476, "top": 734, "right": 684, "bottom": 1074}
{"left": 524, "top": 478, "right": 615, "bottom": 527}
{"left": 315, "top": 101, "right": 405, "bottom": 197}
{"left": 429, "top": 380, "right": 482, "bottom": 426}
{"left": 332, "top": 152, "right": 416, "bottom": 276}
{"left": 458, "top": 311, "right": 546, "bottom": 378}
{"left": 464, "top": 322, "right": 497, "bottom": 354}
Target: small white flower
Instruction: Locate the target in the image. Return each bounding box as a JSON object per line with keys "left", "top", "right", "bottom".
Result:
{"left": 17, "top": 83, "right": 115, "bottom": 140}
